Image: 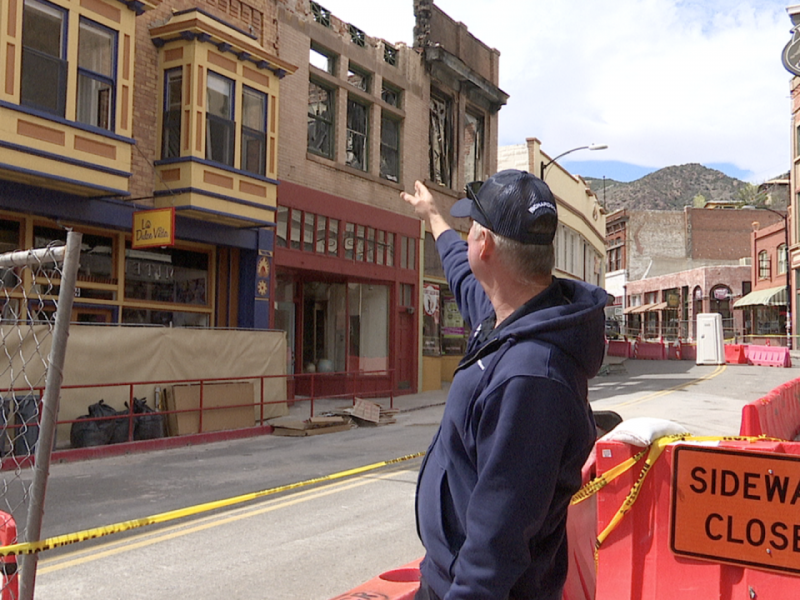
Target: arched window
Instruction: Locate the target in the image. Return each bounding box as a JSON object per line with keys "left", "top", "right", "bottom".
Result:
{"left": 758, "top": 250, "right": 770, "bottom": 279}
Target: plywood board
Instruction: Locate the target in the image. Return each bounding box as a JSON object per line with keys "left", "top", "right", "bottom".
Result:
{"left": 167, "top": 382, "right": 255, "bottom": 435}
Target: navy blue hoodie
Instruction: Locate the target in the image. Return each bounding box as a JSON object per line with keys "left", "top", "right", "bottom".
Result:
{"left": 416, "top": 230, "right": 608, "bottom": 600}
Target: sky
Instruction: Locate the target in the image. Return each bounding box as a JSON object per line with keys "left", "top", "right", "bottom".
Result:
{"left": 314, "top": 0, "right": 795, "bottom": 183}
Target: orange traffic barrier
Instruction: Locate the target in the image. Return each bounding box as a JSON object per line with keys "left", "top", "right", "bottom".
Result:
{"left": 595, "top": 439, "right": 800, "bottom": 600}
{"left": 747, "top": 345, "right": 791, "bottom": 368}
{"left": 0, "top": 512, "right": 17, "bottom": 600}
{"left": 724, "top": 344, "right": 748, "bottom": 364}
{"left": 740, "top": 377, "right": 800, "bottom": 440}
{"left": 330, "top": 559, "right": 421, "bottom": 600}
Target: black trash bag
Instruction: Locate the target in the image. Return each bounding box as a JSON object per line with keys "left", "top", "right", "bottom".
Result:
{"left": 128, "top": 397, "right": 165, "bottom": 441}
{"left": 70, "top": 400, "right": 124, "bottom": 448}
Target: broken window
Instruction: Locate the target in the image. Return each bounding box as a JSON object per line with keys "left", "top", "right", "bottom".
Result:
{"left": 429, "top": 93, "right": 453, "bottom": 187}
{"left": 381, "top": 83, "right": 401, "bottom": 108}
{"left": 308, "top": 80, "right": 334, "bottom": 158}
{"left": 310, "top": 44, "right": 336, "bottom": 74}
{"left": 380, "top": 114, "right": 399, "bottom": 182}
{"left": 346, "top": 99, "right": 368, "bottom": 171}
{"left": 347, "top": 64, "right": 370, "bottom": 92}
{"left": 383, "top": 44, "right": 397, "bottom": 66}
{"left": 464, "top": 111, "right": 484, "bottom": 183}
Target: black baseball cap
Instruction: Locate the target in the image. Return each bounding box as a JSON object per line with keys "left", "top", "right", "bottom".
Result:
{"left": 451, "top": 169, "right": 558, "bottom": 245}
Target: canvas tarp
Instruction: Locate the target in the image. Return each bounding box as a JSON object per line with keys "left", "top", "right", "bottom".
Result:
{"left": 0, "top": 326, "right": 288, "bottom": 447}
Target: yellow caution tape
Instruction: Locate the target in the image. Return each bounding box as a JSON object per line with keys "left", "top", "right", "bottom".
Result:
{"left": 569, "top": 434, "right": 779, "bottom": 567}
{"left": 0, "top": 452, "right": 425, "bottom": 557}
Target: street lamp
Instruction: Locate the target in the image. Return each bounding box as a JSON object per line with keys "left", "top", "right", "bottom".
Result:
{"left": 540, "top": 143, "right": 608, "bottom": 179}
{"left": 754, "top": 206, "right": 791, "bottom": 350}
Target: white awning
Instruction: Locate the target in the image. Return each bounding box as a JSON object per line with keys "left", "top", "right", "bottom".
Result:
{"left": 733, "top": 285, "right": 787, "bottom": 308}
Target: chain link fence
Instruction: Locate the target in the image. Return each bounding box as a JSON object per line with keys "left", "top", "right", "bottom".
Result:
{"left": 0, "top": 232, "right": 81, "bottom": 600}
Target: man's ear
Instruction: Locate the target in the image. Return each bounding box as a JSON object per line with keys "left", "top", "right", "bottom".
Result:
{"left": 478, "top": 230, "right": 495, "bottom": 260}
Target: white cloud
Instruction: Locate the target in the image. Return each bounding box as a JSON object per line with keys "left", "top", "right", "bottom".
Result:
{"left": 312, "top": 0, "right": 794, "bottom": 182}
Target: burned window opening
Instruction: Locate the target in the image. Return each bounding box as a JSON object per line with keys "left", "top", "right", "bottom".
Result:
{"left": 310, "top": 44, "right": 336, "bottom": 74}
{"left": 381, "top": 83, "right": 401, "bottom": 108}
{"left": 429, "top": 94, "right": 453, "bottom": 187}
{"left": 380, "top": 114, "right": 399, "bottom": 182}
{"left": 347, "top": 65, "right": 370, "bottom": 92}
{"left": 308, "top": 81, "right": 334, "bottom": 158}
{"left": 383, "top": 44, "right": 397, "bottom": 66}
{"left": 464, "top": 111, "right": 484, "bottom": 183}
{"left": 346, "top": 99, "right": 368, "bottom": 171}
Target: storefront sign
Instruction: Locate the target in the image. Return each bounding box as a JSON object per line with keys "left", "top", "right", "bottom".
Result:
{"left": 667, "top": 292, "right": 680, "bottom": 308}
{"left": 671, "top": 445, "right": 800, "bottom": 575}
{"left": 132, "top": 208, "right": 175, "bottom": 249}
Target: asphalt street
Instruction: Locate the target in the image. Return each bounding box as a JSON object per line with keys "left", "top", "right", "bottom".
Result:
{"left": 16, "top": 356, "right": 800, "bottom": 598}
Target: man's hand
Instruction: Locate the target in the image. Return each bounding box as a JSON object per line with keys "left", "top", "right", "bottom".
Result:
{"left": 400, "top": 180, "right": 451, "bottom": 240}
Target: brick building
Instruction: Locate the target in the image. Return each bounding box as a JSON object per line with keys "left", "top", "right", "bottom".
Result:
{"left": 733, "top": 218, "right": 790, "bottom": 344}
{"left": 605, "top": 206, "right": 784, "bottom": 340}
{"left": 0, "top": 0, "right": 295, "bottom": 329}
{"left": 274, "top": 0, "right": 506, "bottom": 394}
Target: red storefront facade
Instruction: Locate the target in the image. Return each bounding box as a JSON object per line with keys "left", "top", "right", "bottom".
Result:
{"left": 274, "top": 181, "right": 420, "bottom": 396}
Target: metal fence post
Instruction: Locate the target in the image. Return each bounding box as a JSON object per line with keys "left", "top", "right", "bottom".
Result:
{"left": 18, "top": 231, "right": 82, "bottom": 600}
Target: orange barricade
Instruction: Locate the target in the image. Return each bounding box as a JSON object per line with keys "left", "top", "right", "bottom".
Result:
{"left": 330, "top": 559, "right": 421, "bottom": 600}
{"left": 724, "top": 344, "right": 748, "bottom": 364}
{"left": 747, "top": 345, "right": 792, "bottom": 368}
{"left": 0, "top": 512, "right": 17, "bottom": 600}
{"left": 740, "top": 377, "right": 800, "bottom": 440}
{"left": 595, "top": 439, "right": 800, "bottom": 600}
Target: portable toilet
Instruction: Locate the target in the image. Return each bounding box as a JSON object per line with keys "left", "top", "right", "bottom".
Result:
{"left": 695, "top": 313, "right": 724, "bottom": 365}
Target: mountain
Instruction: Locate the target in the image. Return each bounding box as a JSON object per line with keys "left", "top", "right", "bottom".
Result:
{"left": 582, "top": 163, "right": 782, "bottom": 212}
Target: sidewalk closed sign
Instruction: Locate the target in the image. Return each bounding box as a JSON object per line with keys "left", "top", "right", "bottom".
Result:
{"left": 671, "top": 445, "right": 800, "bottom": 575}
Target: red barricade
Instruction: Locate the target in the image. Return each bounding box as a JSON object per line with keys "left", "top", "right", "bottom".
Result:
{"left": 740, "top": 377, "right": 800, "bottom": 440}
{"left": 632, "top": 341, "right": 666, "bottom": 360}
{"left": 606, "top": 340, "right": 631, "bottom": 358}
{"left": 679, "top": 342, "right": 696, "bottom": 361}
{"left": 595, "top": 439, "right": 800, "bottom": 600}
{"left": 330, "top": 559, "right": 421, "bottom": 600}
{"left": 724, "top": 344, "right": 748, "bottom": 364}
{"left": 0, "top": 512, "right": 17, "bottom": 600}
{"left": 747, "top": 345, "right": 792, "bottom": 368}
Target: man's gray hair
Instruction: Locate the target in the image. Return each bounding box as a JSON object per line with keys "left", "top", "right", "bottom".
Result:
{"left": 472, "top": 221, "right": 555, "bottom": 283}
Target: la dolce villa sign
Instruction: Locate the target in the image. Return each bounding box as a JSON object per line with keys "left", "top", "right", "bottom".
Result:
{"left": 132, "top": 208, "right": 175, "bottom": 249}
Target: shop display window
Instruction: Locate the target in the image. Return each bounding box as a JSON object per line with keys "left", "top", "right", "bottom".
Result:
{"left": 124, "top": 245, "right": 209, "bottom": 306}
{"left": 34, "top": 226, "right": 115, "bottom": 285}
{"left": 122, "top": 308, "right": 209, "bottom": 328}
{"left": 348, "top": 283, "right": 388, "bottom": 372}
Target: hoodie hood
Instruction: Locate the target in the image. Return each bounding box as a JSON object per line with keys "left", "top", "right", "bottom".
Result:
{"left": 465, "top": 278, "right": 609, "bottom": 381}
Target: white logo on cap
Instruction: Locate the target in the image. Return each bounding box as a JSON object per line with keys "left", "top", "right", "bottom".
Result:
{"left": 528, "top": 201, "right": 554, "bottom": 214}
